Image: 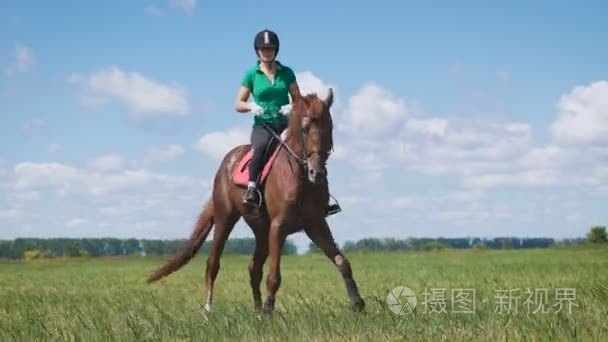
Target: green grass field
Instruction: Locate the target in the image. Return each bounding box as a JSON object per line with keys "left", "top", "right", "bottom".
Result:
{"left": 1, "top": 247, "right": 607, "bottom": 341}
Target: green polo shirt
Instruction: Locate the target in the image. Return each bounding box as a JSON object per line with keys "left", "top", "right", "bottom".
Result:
{"left": 241, "top": 61, "right": 296, "bottom": 126}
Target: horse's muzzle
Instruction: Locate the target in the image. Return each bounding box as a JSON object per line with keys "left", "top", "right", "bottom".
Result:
{"left": 307, "top": 158, "right": 327, "bottom": 184}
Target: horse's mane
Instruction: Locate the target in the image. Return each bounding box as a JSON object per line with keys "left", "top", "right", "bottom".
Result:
{"left": 286, "top": 93, "right": 333, "bottom": 153}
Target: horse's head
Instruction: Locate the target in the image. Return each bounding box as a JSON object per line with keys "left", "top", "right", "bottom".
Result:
{"left": 288, "top": 88, "right": 335, "bottom": 184}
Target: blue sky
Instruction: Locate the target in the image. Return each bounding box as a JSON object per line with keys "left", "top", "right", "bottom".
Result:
{"left": 1, "top": 1, "right": 607, "bottom": 252}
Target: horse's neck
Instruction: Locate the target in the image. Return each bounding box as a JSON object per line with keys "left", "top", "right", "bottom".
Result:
{"left": 275, "top": 131, "right": 305, "bottom": 185}
{"left": 285, "top": 128, "right": 303, "bottom": 154}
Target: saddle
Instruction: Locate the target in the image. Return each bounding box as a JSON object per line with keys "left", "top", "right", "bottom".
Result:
{"left": 233, "top": 143, "right": 282, "bottom": 187}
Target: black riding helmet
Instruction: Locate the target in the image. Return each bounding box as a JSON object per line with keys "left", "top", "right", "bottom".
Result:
{"left": 254, "top": 29, "right": 280, "bottom": 56}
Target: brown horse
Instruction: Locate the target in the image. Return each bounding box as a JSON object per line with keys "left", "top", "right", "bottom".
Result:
{"left": 145, "top": 88, "right": 365, "bottom": 316}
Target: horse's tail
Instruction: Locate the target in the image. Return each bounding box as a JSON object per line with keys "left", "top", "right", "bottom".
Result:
{"left": 146, "top": 198, "right": 215, "bottom": 284}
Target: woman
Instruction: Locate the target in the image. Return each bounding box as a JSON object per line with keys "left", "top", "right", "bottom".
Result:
{"left": 234, "top": 29, "right": 341, "bottom": 216}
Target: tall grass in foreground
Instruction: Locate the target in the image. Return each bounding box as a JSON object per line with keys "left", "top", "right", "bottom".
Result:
{"left": 1, "top": 247, "right": 607, "bottom": 341}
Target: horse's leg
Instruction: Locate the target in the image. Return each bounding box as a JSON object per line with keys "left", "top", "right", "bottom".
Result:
{"left": 305, "top": 219, "right": 365, "bottom": 312}
{"left": 261, "top": 219, "right": 286, "bottom": 315}
{"left": 248, "top": 222, "right": 269, "bottom": 313}
{"left": 202, "top": 208, "right": 240, "bottom": 318}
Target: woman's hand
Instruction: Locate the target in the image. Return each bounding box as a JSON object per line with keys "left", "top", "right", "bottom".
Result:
{"left": 249, "top": 102, "right": 264, "bottom": 116}
{"left": 279, "top": 104, "right": 292, "bottom": 115}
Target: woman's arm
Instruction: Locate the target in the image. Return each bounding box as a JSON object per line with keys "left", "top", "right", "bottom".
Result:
{"left": 288, "top": 81, "right": 302, "bottom": 100}
{"left": 235, "top": 85, "right": 252, "bottom": 113}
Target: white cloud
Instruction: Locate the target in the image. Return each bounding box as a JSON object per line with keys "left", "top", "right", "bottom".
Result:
{"left": 145, "top": 5, "right": 164, "bottom": 16}
{"left": 88, "top": 154, "right": 124, "bottom": 173}
{"left": 405, "top": 121, "right": 564, "bottom": 191}
{"left": 100, "top": 198, "right": 162, "bottom": 218}
{"left": 462, "top": 169, "right": 560, "bottom": 191}
{"left": 517, "top": 145, "right": 566, "bottom": 170}
{"left": 13, "top": 162, "right": 80, "bottom": 191}
{"left": 404, "top": 118, "right": 449, "bottom": 137}
{"left": 339, "top": 195, "right": 365, "bottom": 206}
{"left": 437, "top": 209, "right": 490, "bottom": 223}
{"left": 48, "top": 143, "right": 62, "bottom": 154}
{"left": 328, "top": 78, "right": 573, "bottom": 192}
{"left": 83, "top": 170, "right": 192, "bottom": 196}
{"left": 497, "top": 70, "right": 510, "bottom": 83}
{"left": 12, "top": 161, "right": 193, "bottom": 196}
{"left": 448, "top": 62, "right": 465, "bottom": 79}
{"left": 295, "top": 70, "right": 345, "bottom": 121}
{"left": 352, "top": 148, "right": 391, "bottom": 171}
{"left": 330, "top": 143, "right": 348, "bottom": 160}
{"left": 346, "top": 171, "right": 384, "bottom": 189}
{"left": 141, "top": 144, "right": 184, "bottom": 166}
{"left": 15, "top": 44, "right": 35, "bottom": 72}
{"left": 581, "top": 166, "right": 608, "bottom": 189}
{"left": 390, "top": 196, "right": 424, "bottom": 209}
{"left": 0, "top": 208, "right": 23, "bottom": 223}
{"left": 339, "top": 83, "right": 410, "bottom": 137}
{"left": 416, "top": 121, "right": 532, "bottom": 170}
{"left": 100, "top": 206, "right": 129, "bottom": 217}
{"left": 66, "top": 218, "right": 88, "bottom": 228}
{"left": 5, "top": 71, "right": 607, "bottom": 243}
{"left": 296, "top": 71, "right": 335, "bottom": 100}
{"left": 69, "top": 66, "right": 189, "bottom": 118}
{"left": 338, "top": 118, "right": 533, "bottom": 180}
{"left": 194, "top": 127, "right": 249, "bottom": 160}
{"left": 23, "top": 118, "right": 45, "bottom": 134}
{"left": 169, "top": 0, "right": 196, "bottom": 14}
{"left": 80, "top": 94, "right": 109, "bottom": 108}
{"left": 445, "top": 190, "right": 486, "bottom": 202}
{"left": 550, "top": 80, "right": 608, "bottom": 146}
{"left": 5, "top": 191, "right": 40, "bottom": 202}
{"left": 303, "top": 75, "right": 598, "bottom": 195}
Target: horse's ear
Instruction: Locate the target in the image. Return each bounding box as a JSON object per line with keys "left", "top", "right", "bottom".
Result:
{"left": 323, "top": 88, "right": 334, "bottom": 108}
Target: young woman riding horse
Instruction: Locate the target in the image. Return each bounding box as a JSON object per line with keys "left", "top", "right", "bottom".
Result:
{"left": 234, "top": 29, "right": 341, "bottom": 216}
{"left": 144, "top": 30, "right": 365, "bottom": 317}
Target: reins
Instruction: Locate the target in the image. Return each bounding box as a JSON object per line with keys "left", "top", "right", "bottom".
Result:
{"left": 260, "top": 121, "right": 307, "bottom": 167}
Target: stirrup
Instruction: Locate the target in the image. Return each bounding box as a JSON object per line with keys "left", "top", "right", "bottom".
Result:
{"left": 326, "top": 204, "right": 341, "bottom": 216}
{"left": 254, "top": 187, "right": 262, "bottom": 208}
{"left": 243, "top": 186, "right": 263, "bottom": 208}
{"left": 326, "top": 194, "right": 342, "bottom": 216}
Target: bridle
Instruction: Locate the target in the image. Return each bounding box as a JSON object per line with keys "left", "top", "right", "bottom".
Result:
{"left": 260, "top": 113, "right": 331, "bottom": 179}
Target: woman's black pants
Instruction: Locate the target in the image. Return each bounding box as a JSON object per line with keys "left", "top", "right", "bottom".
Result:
{"left": 248, "top": 123, "right": 287, "bottom": 184}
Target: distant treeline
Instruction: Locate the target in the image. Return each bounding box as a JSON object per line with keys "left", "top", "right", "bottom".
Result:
{"left": 0, "top": 235, "right": 594, "bottom": 260}
{"left": 0, "top": 238, "right": 298, "bottom": 260}
{"left": 309, "top": 236, "right": 590, "bottom": 253}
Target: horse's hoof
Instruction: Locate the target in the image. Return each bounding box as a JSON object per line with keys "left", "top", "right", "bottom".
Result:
{"left": 261, "top": 304, "right": 274, "bottom": 316}
{"left": 200, "top": 304, "right": 211, "bottom": 322}
{"left": 352, "top": 298, "right": 366, "bottom": 312}
{"left": 260, "top": 298, "right": 275, "bottom": 316}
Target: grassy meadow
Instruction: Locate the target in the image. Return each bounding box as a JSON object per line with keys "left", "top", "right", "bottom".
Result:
{"left": 1, "top": 246, "right": 607, "bottom": 341}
